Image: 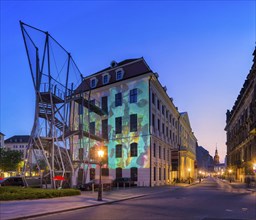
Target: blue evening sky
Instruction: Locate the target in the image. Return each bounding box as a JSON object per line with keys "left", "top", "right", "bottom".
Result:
{"left": 1, "top": 1, "right": 255, "bottom": 162}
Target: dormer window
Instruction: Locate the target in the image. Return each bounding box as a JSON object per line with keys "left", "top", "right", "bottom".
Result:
{"left": 102, "top": 73, "right": 110, "bottom": 85}
{"left": 116, "top": 68, "right": 124, "bottom": 81}
{"left": 90, "top": 77, "right": 98, "bottom": 88}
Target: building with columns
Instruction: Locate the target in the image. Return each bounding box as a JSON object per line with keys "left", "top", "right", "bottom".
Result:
{"left": 225, "top": 48, "right": 256, "bottom": 182}
{"left": 73, "top": 58, "right": 197, "bottom": 186}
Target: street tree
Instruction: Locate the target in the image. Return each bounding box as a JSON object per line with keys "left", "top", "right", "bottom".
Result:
{"left": 0, "top": 148, "right": 23, "bottom": 172}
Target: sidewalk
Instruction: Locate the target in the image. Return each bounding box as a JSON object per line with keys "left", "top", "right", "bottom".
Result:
{"left": 0, "top": 185, "right": 181, "bottom": 220}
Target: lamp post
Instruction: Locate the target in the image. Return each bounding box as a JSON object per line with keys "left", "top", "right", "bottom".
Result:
{"left": 188, "top": 168, "right": 191, "bottom": 184}
{"left": 97, "top": 149, "right": 104, "bottom": 201}
{"left": 253, "top": 163, "right": 256, "bottom": 173}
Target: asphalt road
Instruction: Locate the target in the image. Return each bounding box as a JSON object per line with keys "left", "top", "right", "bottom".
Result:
{"left": 29, "top": 177, "right": 256, "bottom": 220}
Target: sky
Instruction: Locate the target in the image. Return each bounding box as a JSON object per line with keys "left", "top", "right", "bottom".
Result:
{"left": 1, "top": 1, "right": 255, "bottom": 162}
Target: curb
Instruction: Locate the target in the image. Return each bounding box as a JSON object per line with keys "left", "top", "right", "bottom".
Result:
{"left": 7, "top": 194, "right": 148, "bottom": 220}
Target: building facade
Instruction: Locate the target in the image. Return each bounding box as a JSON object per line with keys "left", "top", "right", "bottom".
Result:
{"left": 0, "top": 132, "right": 5, "bottom": 148}
{"left": 73, "top": 58, "right": 197, "bottom": 186}
{"left": 225, "top": 48, "right": 256, "bottom": 182}
{"left": 196, "top": 145, "right": 214, "bottom": 174}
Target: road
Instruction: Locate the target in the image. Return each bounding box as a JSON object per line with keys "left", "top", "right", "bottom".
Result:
{"left": 29, "top": 177, "right": 256, "bottom": 220}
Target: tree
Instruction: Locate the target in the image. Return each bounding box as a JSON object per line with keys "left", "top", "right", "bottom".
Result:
{"left": 0, "top": 148, "right": 23, "bottom": 172}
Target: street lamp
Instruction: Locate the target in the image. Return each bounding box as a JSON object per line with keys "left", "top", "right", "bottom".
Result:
{"left": 97, "top": 149, "right": 104, "bottom": 201}
{"left": 188, "top": 168, "right": 191, "bottom": 184}
{"left": 253, "top": 163, "right": 256, "bottom": 173}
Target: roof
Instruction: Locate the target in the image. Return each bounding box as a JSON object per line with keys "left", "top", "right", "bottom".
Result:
{"left": 0, "top": 132, "right": 5, "bottom": 136}
{"left": 4, "top": 135, "right": 30, "bottom": 143}
{"left": 75, "top": 58, "right": 152, "bottom": 93}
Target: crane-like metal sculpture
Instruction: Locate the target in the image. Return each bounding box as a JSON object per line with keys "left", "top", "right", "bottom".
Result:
{"left": 20, "top": 21, "right": 106, "bottom": 188}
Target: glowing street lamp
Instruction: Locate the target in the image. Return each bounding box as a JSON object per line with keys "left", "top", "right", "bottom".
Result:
{"left": 253, "top": 163, "right": 256, "bottom": 173}
{"left": 97, "top": 149, "right": 104, "bottom": 201}
{"left": 228, "top": 169, "right": 232, "bottom": 183}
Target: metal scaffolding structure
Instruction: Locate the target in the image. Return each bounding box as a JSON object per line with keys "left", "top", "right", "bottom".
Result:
{"left": 20, "top": 21, "right": 106, "bottom": 188}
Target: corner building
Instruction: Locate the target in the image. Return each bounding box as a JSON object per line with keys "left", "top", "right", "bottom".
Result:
{"left": 74, "top": 58, "right": 197, "bottom": 186}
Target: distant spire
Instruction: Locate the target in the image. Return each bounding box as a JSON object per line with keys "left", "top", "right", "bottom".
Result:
{"left": 214, "top": 145, "right": 220, "bottom": 165}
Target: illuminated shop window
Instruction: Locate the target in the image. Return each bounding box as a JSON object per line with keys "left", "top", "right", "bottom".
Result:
{"left": 115, "top": 117, "right": 122, "bottom": 134}
{"left": 115, "top": 93, "right": 122, "bottom": 107}
{"left": 116, "top": 167, "right": 122, "bottom": 178}
{"left": 130, "top": 143, "right": 138, "bottom": 157}
{"left": 130, "top": 114, "right": 137, "bottom": 132}
{"left": 131, "top": 167, "right": 138, "bottom": 181}
{"left": 115, "top": 145, "right": 122, "bottom": 158}
{"left": 130, "top": 88, "right": 137, "bottom": 103}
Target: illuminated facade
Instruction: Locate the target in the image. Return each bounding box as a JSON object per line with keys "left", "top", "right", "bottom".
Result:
{"left": 74, "top": 58, "right": 197, "bottom": 186}
{"left": 225, "top": 48, "right": 256, "bottom": 182}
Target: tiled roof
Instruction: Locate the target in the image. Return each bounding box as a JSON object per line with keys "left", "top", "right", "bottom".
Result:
{"left": 4, "top": 135, "right": 30, "bottom": 143}
{"left": 75, "top": 58, "right": 151, "bottom": 93}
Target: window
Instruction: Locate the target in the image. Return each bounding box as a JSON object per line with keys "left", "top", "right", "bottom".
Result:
{"left": 130, "top": 114, "right": 137, "bottom": 132}
{"left": 102, "top": 168, "right": 109, "bottom": 176}
{"left": 130, "top": 143, "right": 138, "bottom": 157}
{"left": 90, "top": 168, "right": 95, "bottom": 180}
{"left": 164, "top": 168, "right": 166, "bottom": 180}
{"left": 116, "top": 168, "right": 122, "bottom": 178}
{"left": 166, "top": 110, "right": 168, "bottom": 118}
{"left": 102, "top": 119, "right": 108, "bottom": 139}
{"left": 79, "top": 105, "right": 83, "bottom": 115}
{"left": 159, "top": 146, "right": 161, "bottom": 159}
{"left": 131, "top": 167, "right": 138, "bottom": 181}
{"left": 152, "top": 93, "right": 155, "bottom": 105}
{"left": 90, "top": 78, "right": 97, "bottom": 88}
{"left": 162, "top": 123, "right": 165, "bottom": 134}
{"left": 163, "top": 148, "right": 166, "bottom": 160}
{"left": 157, "top": 100, "right": 160, "bottom": 110}
{"left": 166, "top": 126, "right": 168, "bottom": 137}
{"left": 89, "top": 122, "right": 95, "bottom": 135}
{"left": 159, "top": 168, "right": 161, "bottom": 180}
{"left": 102, "top": 73, "right": 110, "bottom": 84}
{"left": 101, "top": 96, "right": 108, "bottom": 114}
{"left": 116, "top": 145, "right": 122, "bottom": 158}
{"left": 115, "top": 117, "right": 122, "bottom": 134}
{"left": 158, "top": 119, "right": 160, "bottom": 130}
{"left": 89, "top": 99, "right": 95, "bottom": 112}
{"left": 115, "top": 93, "right": 122, "bottom": 107}
{"left": 130, "top": 88, "right": 137, "bottom": 103}
{"left": 162, "top": 105, "right": 165, "bottom": 115}
{"left": 116, "top": 69, "right": 124, "bottom": 80}
{"left": 152, "top": 114, "right": 155, "bottom": 128}
{"left": 153, "top": 143, "right": 156, "bottom": 157}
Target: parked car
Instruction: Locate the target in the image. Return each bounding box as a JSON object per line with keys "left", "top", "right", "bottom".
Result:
{"left": 0, "top": 176, "right": 25, "bottom": 187}
{"left": 77, "top": 179, "right": 112, "bottom": 191}
{"left": 113, "top": 177, "right": 135, "bottom": 187}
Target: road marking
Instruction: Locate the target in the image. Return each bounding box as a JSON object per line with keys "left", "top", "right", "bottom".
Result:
{"left": 241, "top": 208, "right": 248, "bottom": 211}
{"left": 225, "top": 209, "right": 233, "bottom": 212}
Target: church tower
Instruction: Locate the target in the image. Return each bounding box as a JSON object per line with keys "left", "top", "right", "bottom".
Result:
{"left": 214, "top": 147, "right": 220, "bottom": 165}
